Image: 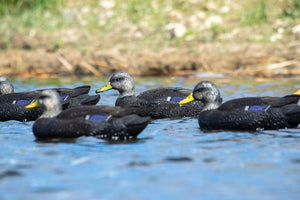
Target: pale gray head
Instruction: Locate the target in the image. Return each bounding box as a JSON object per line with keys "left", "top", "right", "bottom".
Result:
{"left": 192, "top": 81, "right": 222, "bottom": 111}
{"left": 109, "top": 71, "right": 135, "bottom": 97}
{"left": 0, "top": 76, "right": 14, "bottom": 95}
{"left": 38, "top": 90, "right": 62, "bottom": 118}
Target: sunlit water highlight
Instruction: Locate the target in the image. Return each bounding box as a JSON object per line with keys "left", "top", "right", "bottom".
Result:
{"left": 0, "top": 77, "right": 300, "bottom": 200}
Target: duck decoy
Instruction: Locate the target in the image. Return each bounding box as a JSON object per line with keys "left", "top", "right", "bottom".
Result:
{"left": 0, "top": 76, "right": 100, "bottom": 122}
{"left": 179, "top": 81, "right": 300, "bottom": 130}
{"left": 95, "top": 71, "right": 221, "bottom": 119}
{"left": 26, "top": 90, "right": 151, "bottom": 140}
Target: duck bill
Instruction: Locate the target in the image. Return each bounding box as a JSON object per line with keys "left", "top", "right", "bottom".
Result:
{"left": 179, "top": 93, "right": 195, "bottom": 105}
{"left": 25, "top": 99, "right": 39, "bottom": 109}
{"left": 96, "top": 82, "right": 112, "bottom": 93}
{"left": 293, "top": 89, "right": 300, "bottom": 95}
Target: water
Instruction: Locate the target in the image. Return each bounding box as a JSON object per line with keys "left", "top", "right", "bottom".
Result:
{"left": 1, "top": 77, "right": 300, "bottom": 200}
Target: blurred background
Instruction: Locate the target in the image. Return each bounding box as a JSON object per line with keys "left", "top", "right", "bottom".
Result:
{"left": 0, "top": 0, "right": 299, "bottom": 77}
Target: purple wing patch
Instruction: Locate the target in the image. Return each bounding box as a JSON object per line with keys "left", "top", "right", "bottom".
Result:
{"left": 169, "top": 97, "right": 185, "bottom": 103}
{"left": 15, "top": 100, "right": 33, "bottom": 106}
{"left": 88, "top": 114, "right": 109, "bottom": 122}
{"left": 246, "top": 105, "right": 270, "bottom": 112}
{"left": 59, "top": 95, "right": 67, "bottom": 101}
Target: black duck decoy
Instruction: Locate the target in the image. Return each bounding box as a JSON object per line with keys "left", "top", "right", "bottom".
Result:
{"left": 95, "top": 71, "right": 221, "bottom": 119}
{"left": 179, "top": 81, "right": 300, "bottom": 130}
{"left": 0, "top": 76, "right": 100, "bottom": 122}
{"left": 26, "top": 90, "right": 151, "bottom": 140}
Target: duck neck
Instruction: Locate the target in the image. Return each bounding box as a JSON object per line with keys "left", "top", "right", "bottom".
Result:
{"left": 119, "top": 89, "right": 135, "bottom": 98}
{"left": 201, "top": 92, "right": 222, "bottom": 111}
{"left": 202, "top": 97, "right": 222, "bottom": 111}
{"left": 40, "top": 105, "right": 62, "bottom": 118}
{"left": 202, "top": 103, "right": 219, "bottom": 111}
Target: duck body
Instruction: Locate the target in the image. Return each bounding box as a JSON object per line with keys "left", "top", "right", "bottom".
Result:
{"left": 0, "top": 85, "right": 100, "bottom": 122}
{"left": 198, "top": 103, "right": 300, "bottom": 130}
{"left": 138, "top": 87, "right": 191, "bottom": 101}
{"left": 116, "top": 93, "right": 204, "bottom": 119}
{"left": 26, "top": 91, "right": 150, "bottom": 140}
{"left": 96, "top": 71, "right": 216, "bottom": 119}
{"left": 179, "top": 81, "right": 300, "bottom": 131}
{"left": 33, "top": 105, "right": 151, "bottom": 139}
{"left": 218, "top": 95, "right": 300, "bottom": 110}
{"left": 0, "top": 102, "right": 42, "bottom": 122}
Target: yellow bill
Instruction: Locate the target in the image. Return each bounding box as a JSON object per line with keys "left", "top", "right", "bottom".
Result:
{"left": 25, "top": 99, "right": 39, "bottom": 109}
{"left": 96, "top": 82, "right": 112, "bottom": 93}
{"left": 179, "top": 93, "right": 195, "bottom": 105}
{"left": 293, "top": 89, "right": 300, "bottom": 95}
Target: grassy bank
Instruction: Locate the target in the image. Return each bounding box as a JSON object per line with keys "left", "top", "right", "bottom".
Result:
{"left": 0, "top": 0, "right": 299, "bottom": 77}
{"left": 1, "top": 0, "right": 299, "bottom": 49}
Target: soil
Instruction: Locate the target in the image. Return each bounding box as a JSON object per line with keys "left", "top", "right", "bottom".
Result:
{"left": 0, "top": 40, "right": 300, "bottom": 78}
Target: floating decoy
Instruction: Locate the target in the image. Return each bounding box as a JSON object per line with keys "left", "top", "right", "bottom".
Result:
{"left": 0, "top": 76, "right": 100, "bottom": 121}
{"left": 26, "top": 90, "right": 151, "bottom": 140}
{"left": 95, "top": 71, "right": 221, "bottom": 119}
{"left": 179, "top": 81, "right": 300, "bottom": 130}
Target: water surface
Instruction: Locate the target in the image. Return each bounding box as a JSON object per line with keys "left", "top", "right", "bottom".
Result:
{"left": 1, "top": 77, "right": 300, "bottom": 200}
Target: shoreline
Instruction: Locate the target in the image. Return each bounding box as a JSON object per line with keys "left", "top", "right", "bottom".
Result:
{"left": 1, "top": 42, "right": 299, "bottom": 78}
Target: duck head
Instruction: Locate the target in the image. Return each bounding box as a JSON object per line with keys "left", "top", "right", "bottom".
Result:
{"left": 26, "top": 90, "right": 62, "bottom": 118}
{"left": 0, "top": 76, "right": 14, "bottom": 95}
{"left": 96, "top": 71, "right": 135, "bottom": 97}
{"left": 179, "top": 81, "right": 222, "bottom": 111}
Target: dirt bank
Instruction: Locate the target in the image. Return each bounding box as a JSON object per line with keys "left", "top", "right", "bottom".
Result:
{"left": 1, "top": 41, "right": 299, "bottom": 78}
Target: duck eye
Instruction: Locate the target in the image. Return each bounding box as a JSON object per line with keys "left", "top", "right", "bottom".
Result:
{"left": 39, "top": 95, "right": 49, "bottom": 100}
{"left": 195, "top": 88, "right": 208, "bottom": 93}
{"left": 114, "top": 77, "right": 124, "bottom": 82}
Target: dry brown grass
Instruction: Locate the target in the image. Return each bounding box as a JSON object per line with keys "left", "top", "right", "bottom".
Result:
{"left": 1, "top": 41, "right": 299, "bottom": 78}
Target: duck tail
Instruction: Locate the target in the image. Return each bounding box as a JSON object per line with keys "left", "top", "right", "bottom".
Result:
{"left": 64, "top": 94, "right": 100, "bottom": 108}
{"left": 70, "top": 85, "right": 91, "bottom": 97}
{"left": 282, "top": 104, "right": 300, "bottom": 127}
{"left": 122, "top": 114, "right": 151, "bottom": 136}
{"left": 80, "top": 94, "right": 100, "bottom": 105}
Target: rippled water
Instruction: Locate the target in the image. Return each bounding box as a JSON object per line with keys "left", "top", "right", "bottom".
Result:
{"left": 1, "top": 77, "right": 300, "bottom": 200}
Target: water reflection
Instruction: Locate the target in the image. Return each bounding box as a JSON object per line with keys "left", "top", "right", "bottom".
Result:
{"left": 35, "top": 138, "right": 77, "bottom": 144}
{"left": 104, "top": 137, "right": 152, "bottom": 145}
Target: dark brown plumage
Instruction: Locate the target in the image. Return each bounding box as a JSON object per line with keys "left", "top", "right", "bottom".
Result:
{"left": 179, "top": 81, "right": 300, "bottom": 130}
{"left": 28, "top": 90, "right": 151, "bottom": 140}
{"left": 96, "top": 71, "right": 221, "bottom": 119}
{"left": 0, "top": 82, "right": 100, "bottom": 122}
{"left": 218, "top": 95, "right": 300, "bottom": 110}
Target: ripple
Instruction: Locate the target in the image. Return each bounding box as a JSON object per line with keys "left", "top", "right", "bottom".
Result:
{"left": 163, "top": 156, "right": 193, "bottom": 162}
{"left": 202, "top": 157, "right": 217, "bottom": 163}
{"left": 31, "top": 186, "right": 68, "bottom": 193}
{"left": 291, "top": 158, "right": 300, "bottom": 164}
{"left": 0, "top": 170, "right": 23, "bottom": 179}
{"left": 127, "top": 161, "right": 151, "bottom": 167}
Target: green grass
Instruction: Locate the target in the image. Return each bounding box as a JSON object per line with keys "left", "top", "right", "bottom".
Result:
{"left": 281, "top": 0, "right": 300, "bottom": 18}
{"left": 0, "top": 0, "right": 63, "bottom": 16}
{"left": 241, "top": 0, "right": 267, "bottom": 25}
{"left": 0, "top": 0, "right": 299, "bottom": 51}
